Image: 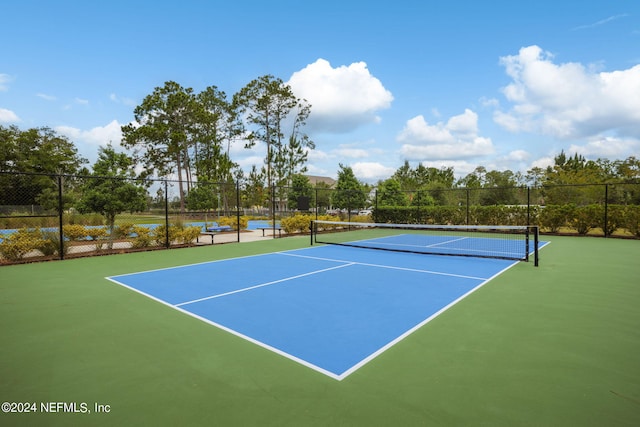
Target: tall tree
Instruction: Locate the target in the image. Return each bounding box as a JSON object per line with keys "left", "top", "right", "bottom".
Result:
{"left": 392, "top": 161, "right": 417, "bottom": 190}
{"left": 243, "top": 165, "right": 266, "bottom": 210}
{"left": 281, "top": 100, "right": 314, "bottom": 181}
{"left": 77, "top": 145, "right": 147, "bottom": 249}
{"left": 233, "top": 75, "right": 313, "bottom": 193}
{"left": 480, "top": 169, "right": 519, "bottom": 205}
{"left": 377, "top": 178, "right": 409, "bottom": 206}
{"left": 331, "top": 164, "right": 367, "bottom": 210}
{"left": 287, "top": 174, "right": 313, "bottom": 210}
{"left": 194, "top": 86, "right": 243, "bottom": 183}
{"left": 121, "top": 81, "right": 197, "bottom": 212}
{"left": 0, "top": 125, "right": 87, "bottom": 207}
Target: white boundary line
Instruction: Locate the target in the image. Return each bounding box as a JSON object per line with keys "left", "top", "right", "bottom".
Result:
{"left": 175, "top": 262, "right": 354, "bottom": 307}
{"left": 279, "top": 252, "right": 489, "bottom": 281}
{"left": 105, "top": 242, "right": 551, "bottom": 381}
{"left": 105, "top": 276, "right": 343, "bottom": 380}
{"left": 108, "top": 251, "right": 279, "bottom": 279}
{"left": 336, "top": 260, "right": 522, "bottom": 380}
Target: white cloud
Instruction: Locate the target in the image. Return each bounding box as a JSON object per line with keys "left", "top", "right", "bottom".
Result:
{"left": 396, "top": 109, "right": 495, "bottom": 160}
{"left": 75, "top": 98, "right": 89, "bottom": 105}
{"left": 446, "top": 109, "right": 478, "bottom": 136}
{"left": 287, "top": 59, "right": 393, "bottom": 133}
{"left": 56, "top": 120, "right": 123, "bottom": 148}
{"left": 530, "top": 156, "right": 554, "bottom": 170}
{"left": 36, "top": 93, "right": 57, "bottom": 101}
{"left": 505, "top": 150, "right": 530, "bottom": 162}
{"left": 568, "top": 136, "right": 640, "bottom": 158}
{"left": 109, "top": 93, "right": 136, "bottom": 106}
{"left": 308, "top": 149, "right": 331, "bottom": 162}
{"left": 236, "top": 155, "right": 265, "bottom": 170}
{"left": 571, "top": 14, "right": 629, "bottom": 31}
{"left": 351, "top": 162, "right": 396, "bottom": 182}
{"left": 0, "top": 108, "right": 20, "bottom": 123}
{"left": 0, "top": 74, "right": 12, "bottom": 91}
{"left": 399, "top": 138, "right": 494, "bottom": 160}
{"left": 495, "top": 45, "right": 640, "bottom": 141}
{"left": 397, "top": 115, "right": 454, "bottom": 144}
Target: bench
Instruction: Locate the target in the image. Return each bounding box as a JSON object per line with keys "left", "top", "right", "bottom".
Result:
{"left": 206, "top": 223, "right": 232, "bottom": 232}
{"left": 198, "top": 231, "right": 219, "bottom": 244}
{"left": 197, "top": 223, "right": 233, "bottom": 244}
{"left": 257, "top": 226, "right": 283, "bottom": 237}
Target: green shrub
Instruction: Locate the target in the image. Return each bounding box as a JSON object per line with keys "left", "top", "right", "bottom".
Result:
{"left": 176, "top": 226, "right": 202, "bottom": 244}
{"left": 85, "top": 227, "right": 108, "bottom": 240}
{"left": 622, "top": 205, "right": 640, "bottom": 237}
{"left": 131, "top": 226, "right": 153, "bottom": 248}
{"left": 63, "top": 224, "right": 89, "bottom": 241}
{"left": 153, "top": 224, "right": 179, "bottom": 246}
{"left": 281, "top": 214, "right": 314, "bottom": 233}
{"left": 114, "top": 222, "right": 135, "bottom": 239}
{"left": 605, "top": 205, "right": 625, "bottom": 236}
{"left": 39, "top": 230, "right": 69, "bottom": 257}
{"left": 0, "top": 228, "right": 46, "bottom": 261}
{"left": 571, "top": 205, "right": 599, "bottom": 235}
{"left": 539, "top": 205, "right": 574, "bottom": 233}
{"left": 216, "top": 216, "right": 248, "bottom": 230}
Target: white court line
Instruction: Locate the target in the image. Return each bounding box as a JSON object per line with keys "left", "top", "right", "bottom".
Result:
{"left": 105, "top": 243, "right": 550, "bottom": 381}
{"left": 336, "top": 259, "right": 522, "bottom": 380}
{"left": 426, "top": 236, "right": 469, "bottom": 247}
{"left": 175, "top": 262, "right": 355, "bottom": 307}
{"left": 105, "top": 275, "right": 344, "bottom": 380}
{"left": 279, "top": 252, "right": 488, "bottom": 281}
{"left": 109, "top": 251, "right": 280, "bottom": 278}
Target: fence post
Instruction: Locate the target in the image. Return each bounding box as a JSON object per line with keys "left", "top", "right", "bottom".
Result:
{"left": 466, "top": 189, "right": 470, "bottom": 225}
{"left": 375, "top": 189, "right": 378, "bottom": 221}
{"left": 57, "top": 175, "right": 64, "bottom": 260}
{"left": 236, "top": 181, "right": 240, "bottom": 243}
{"left": 527, "top": 186, "right": 531, "bottom": 226}
{"left": 164, "top": 180, "right": 170, "bottom": 248}
{"left": 604, "top": 184, "right": 609, "bottom": 237}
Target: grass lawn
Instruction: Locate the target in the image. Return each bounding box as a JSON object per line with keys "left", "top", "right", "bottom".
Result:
{"left": 1, "top": 235, "right": 639, "bottom": 426}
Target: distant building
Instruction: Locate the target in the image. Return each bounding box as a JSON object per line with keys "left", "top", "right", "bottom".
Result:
{"left": 305, "top": 175, "right": 336, "bottom": 188}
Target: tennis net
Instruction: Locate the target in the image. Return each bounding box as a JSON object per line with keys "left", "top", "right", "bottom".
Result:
{"left": 310, "top": 220, "right": 539, "bottom": 265}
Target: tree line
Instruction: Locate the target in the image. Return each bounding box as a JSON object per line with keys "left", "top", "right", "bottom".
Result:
{"left": 120, "top": 77, "right": 313, "bottom": 213}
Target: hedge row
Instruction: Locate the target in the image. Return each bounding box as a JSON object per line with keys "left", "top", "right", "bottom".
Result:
{"left": 0, "top": 223, "right": 204, "bottom": 261}
{"left": 280, "top": 214, "right": 372, "bottom": 234}
{"left": 373, "top": 204, "right": 640, "bottom": 237}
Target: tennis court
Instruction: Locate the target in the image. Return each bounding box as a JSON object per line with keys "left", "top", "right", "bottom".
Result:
{"left": 108, "top": 227, "right": 545, "bottom": 380}
{"left": 1, "top": 232, "right": 639, "bottom": 426}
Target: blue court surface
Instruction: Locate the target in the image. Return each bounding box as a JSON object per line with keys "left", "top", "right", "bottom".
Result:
{"left": 107, "top": 244, "right": 541, "bottom": 380}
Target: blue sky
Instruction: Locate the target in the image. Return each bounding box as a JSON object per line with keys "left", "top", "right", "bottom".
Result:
{"left": 2, "top": 0, "right": 639, "bottom": 182}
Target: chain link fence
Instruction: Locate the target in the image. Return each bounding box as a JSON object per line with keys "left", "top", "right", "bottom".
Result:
{"left": 1, "top": 171, "right": 638, "bottom": 265}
